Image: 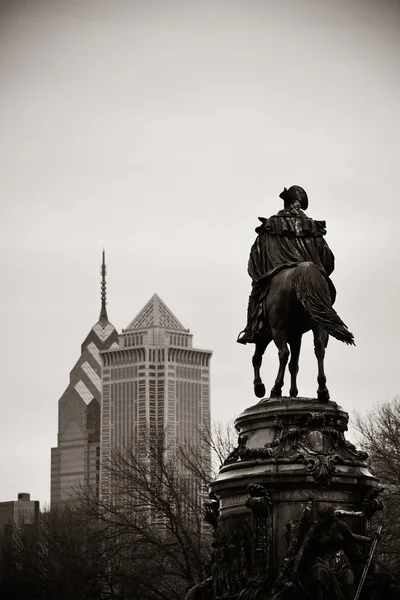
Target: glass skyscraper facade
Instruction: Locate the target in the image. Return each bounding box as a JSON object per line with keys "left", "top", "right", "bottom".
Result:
{"left": 51, "top": 257, "right": 212, "bottom": 505}
{"left": 100, "top": 294, "right": 212, "bottom": 499}
{"left": 50, "top": 253, "right": 118, "bottom": 505}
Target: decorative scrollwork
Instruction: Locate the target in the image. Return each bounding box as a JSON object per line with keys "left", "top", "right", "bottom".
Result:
{"left": 297, "top": 452, "right": 344, "bottom": 486}
{"left": 344, "top": 439, "right": 369, "bottom": 461}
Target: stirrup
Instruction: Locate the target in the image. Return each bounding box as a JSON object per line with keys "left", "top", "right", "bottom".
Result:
{"left": 237, "top": 330, "right": 249, "bottom": 345}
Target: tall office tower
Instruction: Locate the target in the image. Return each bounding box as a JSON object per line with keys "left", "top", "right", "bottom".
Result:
{"left": 100, "top": 294, "right": 212, "bottom": 499}
{"left": 51, "top": 252, "right": 119, "bottom": 505}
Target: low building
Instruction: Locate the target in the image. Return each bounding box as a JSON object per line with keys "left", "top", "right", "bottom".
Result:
{"left": 0, "top": 493, "right": 40, "bottom": 537}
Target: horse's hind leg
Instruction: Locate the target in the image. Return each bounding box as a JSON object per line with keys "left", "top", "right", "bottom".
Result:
{"left": 270, "top": 329, "right": 290, "bottom": 398}
{"left": 313, "top": 325, "right": 330, "bottom": 402}
{"left": 288, "top": 335, "right": 301, "bottom": 398}
{"left": 252, "top": 334, "right": 271, "bottom": 398}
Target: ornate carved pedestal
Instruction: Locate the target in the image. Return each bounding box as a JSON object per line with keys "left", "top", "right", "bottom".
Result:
{"left": 208, "top": 397, "right": 379, "bottom": 599}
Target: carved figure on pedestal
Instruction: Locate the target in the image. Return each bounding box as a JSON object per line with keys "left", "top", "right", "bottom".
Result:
{"left": 207, "top": 517, "right": 253, "bottom": 599}
{"left": 204, "top": 492, "right": 220, "bottom": 531}
{"left": 223, "top": 434, "right": 248, "bottom": 465}
{"left": 268, "top": 504, "right": 399, "bottom": 600}
{"left": 246, "top": 484, "right": 273, "bottom": 584}
{"left": 269, "top": 499, "right": 314, "bottom": 600}
{"left": 227, "top": 536, "right": 242, "bottom": 594}
{"left": 291, "top": 506, "right": 370, "bottom": 600}
{"left": 237, "top": 186, "right": 354, "bottom": 401}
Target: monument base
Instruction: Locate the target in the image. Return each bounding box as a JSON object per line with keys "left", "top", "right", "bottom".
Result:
{"left": 204, "top": 397, "right": 395, "bottom": 600}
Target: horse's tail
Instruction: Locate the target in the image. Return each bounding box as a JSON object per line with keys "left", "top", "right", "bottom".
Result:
{"left": 294, "top": 262, "right": 355, "bottom": 345}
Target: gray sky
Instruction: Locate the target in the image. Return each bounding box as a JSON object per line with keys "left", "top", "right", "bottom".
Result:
{"left": 0, "top": 0, "right": 399, "bottom": 506}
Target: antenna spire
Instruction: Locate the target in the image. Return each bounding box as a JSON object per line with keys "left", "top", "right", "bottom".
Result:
{"left": 99, "top": 248, "right": 108, "bottom": 322}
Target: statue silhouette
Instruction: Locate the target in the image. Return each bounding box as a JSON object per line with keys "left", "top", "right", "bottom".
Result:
{"left": 238, "top": 186, "right": 354, "bottom": 401}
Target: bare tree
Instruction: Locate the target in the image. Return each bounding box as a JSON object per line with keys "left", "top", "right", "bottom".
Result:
{"left": 178, "top": 420, "right": 237, "bottom": 489}
{"left": 354, "top": 397, "right": 400, "bottom": 573}
{"left": 203, "top": 420, "right": 238, "bottom": 474}
{"left": 0, "top": 504, "right": 109, "bottom": 600}
{"left": 79, "top": 427, "right": 217, "bottom": 600}
{"left": 0, "top": 423, "right": 235, "bottom": 600}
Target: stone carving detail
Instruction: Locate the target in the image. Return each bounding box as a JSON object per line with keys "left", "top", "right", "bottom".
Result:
{"left": 189, "top": 481, "right": 396, "bottom": 600}
{"left": 223, "top": 434, "right": 248, "bottom": 465}
{"left": 296, "top": 452, "right": 342, "bottom": 486}
{"left": 208, "top": 485, "right": 273, "bottom": 598}
{"left": 227, "top": 409, "right": 368, "bottom": 487}
{"left": 268, "top": 498, "right": 314, "bottom": 600}
{"left": 343, "top": 438, "right": 369, "bottom": 461}
{"left": 211, "top": 517, "right": 252, "bottom": 598}
{"left": 204, "top": 493, "right": 220, "bottom": 531}
{"left": 362, "top": 486, "right": 385, "bottom": 537}
{"left": 267, "top": 501, "right": 398, "bottom": 600}
{"left": 246, "top": 484, "right": 273, "bottom": 584}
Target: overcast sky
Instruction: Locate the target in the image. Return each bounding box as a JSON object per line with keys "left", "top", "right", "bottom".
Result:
{"left": 0, "top": 0, "right": 399, "bottom": 506}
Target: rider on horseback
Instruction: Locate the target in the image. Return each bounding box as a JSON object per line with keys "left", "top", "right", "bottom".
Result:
{"left": 237, "top": 186, "right": 336, "bottom": 345}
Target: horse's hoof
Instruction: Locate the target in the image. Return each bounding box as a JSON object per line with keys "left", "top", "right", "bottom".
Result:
{"left": 290, "top": 388, "right": 298, "bottom": 398}
{"left": 254, "top": 382, "right": 266, "bottom": 398}
{"left": 270, "top": 387, "right": 282, "bottom": 398}
{"left": 317, "top": 389, "right": 330, "bottom": 402}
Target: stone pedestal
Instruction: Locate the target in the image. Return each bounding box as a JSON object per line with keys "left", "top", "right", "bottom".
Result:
{"left": 208, "top": 397, "right": 379, "bottom": 597}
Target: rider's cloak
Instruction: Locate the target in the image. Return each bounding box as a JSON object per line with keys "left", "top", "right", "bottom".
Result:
{"left": 240, "top": 210, "right": 335, "bottom": 344}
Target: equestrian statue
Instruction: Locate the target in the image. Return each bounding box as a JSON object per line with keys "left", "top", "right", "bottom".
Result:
{"left": 237, "top": 185, "right": 354, "bottom": 401}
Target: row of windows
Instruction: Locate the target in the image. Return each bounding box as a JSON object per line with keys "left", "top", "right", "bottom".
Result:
{"left": 103, "top": 348, "right": 146, "bottom": 366}
{"left": 168, "top": 349, "right": 210, "bottom": 367}
{"left": 106, "top": 368, "right": 208, "bottom": 384}
{"left": 149, "top": 349, "right": 165, "bottom": 362}
{"left": 104, "top": 348, "right": 210, "bottom": 368}
{"left": 175, "top": 366, "right": 202, "bottom": 381}
{"left": 123, "top": 333, "right": 145, "bottom": 347}
{"left": 109, "top": 365, "right": 139, "bottom": 381}
{"left": 122, "top": 333, "right": 190, "bottom": 349}
{"left": 169, "top": 334, "right": 189, "bottom": 347}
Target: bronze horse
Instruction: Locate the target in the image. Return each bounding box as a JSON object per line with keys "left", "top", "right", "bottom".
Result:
{"left": 252, "top": 261, "right": 354, "bottom": 401}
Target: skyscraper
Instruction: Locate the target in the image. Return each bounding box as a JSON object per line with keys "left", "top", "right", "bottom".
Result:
{"left": 100, "top": 294, "right": 212, "bottom": 499}
{"left": 51, "top": 252, "right": 118, "bottom": 505}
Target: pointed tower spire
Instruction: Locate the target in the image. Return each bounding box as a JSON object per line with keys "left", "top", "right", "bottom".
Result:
{"left": 125, "top": 293, "right": 186, "bottom": 330}
{"left": 99, "top": 248, "right": 108, "bottom": 323}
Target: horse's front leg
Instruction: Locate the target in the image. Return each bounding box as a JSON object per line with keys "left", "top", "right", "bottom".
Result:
{"left": 252, "top": 335, "right": 271, "bottom": 398}
{"left": 288, "top": 335, "right": 302, "bottom": 398}
{"left": 270, "top": 330, "right": 289, "bottom": 398}
{"left": 313, "top": 326, "right": 330, "bottom": 402}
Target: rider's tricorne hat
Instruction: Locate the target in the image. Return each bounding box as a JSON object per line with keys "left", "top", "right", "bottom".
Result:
{"left": 279, "top": 185, "right": 308, "bottom": 211}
